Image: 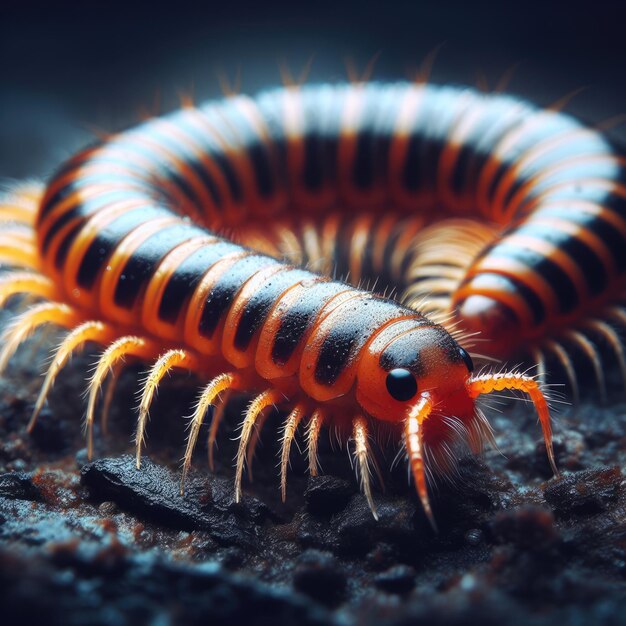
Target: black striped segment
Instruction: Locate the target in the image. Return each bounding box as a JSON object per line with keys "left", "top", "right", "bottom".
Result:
{"left": 270, "top": 281, "right": 348, "bottom": 366}
{"left": 232, "top": 268, "right": 313, "bottom": 351}
{"left": 198, "top": 255, "right": 280, "bottom": 339}
{"left": 157, "top": 240, "right": 242, "bottom": 324}
{"left": 74, "top": 205, "right": 171, "bottom": 287}
{"left": 112, "top": 223, "right": 207, "bottom": 309}
{"left": 313, "top": 296, "right": 407, "bottom": 386}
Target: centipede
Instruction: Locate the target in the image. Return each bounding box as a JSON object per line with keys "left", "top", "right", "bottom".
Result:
{"left": 2, "top": 78, "right": 625, "bottom": 527}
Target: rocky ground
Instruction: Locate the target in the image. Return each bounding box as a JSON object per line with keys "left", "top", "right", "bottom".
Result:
{"left": 1, "top": 328, "right": 626, "bottom": 626}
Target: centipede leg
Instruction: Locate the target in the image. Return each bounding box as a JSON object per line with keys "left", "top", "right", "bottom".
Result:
{"left": 279, "top": 403, "right": 306, "bottom": 502}
{"left": 207, "top": 388, "right": 233, "bottom": 472}
{"left": 235, "top": 388, "right": 284, "bottom": 503}
{"left": 545, "top": 340, "right": 580, "bottom": 406}
{"left": 0, "top": 302, "right": 82, "bottom": 374}
{"left": 467, "top": 372, "right": 559, "bottom": 478}
{"left": 566, "top": 330, "right": 606, "bottom": 404}
{"left": 582, "top": 320, "right": 626, "bottom": 390}
{"left": 181, "top": 372, "right": 241, "bottom": 494}
{"left": 306, "top": 408, "right": 324, "bottom": 477}
{"left": 352, "top": 416, "right": 378, "bottom": 520}
{"left": 29, "top": 320, "right": 116, "bottom": 431}
{"left": 101, "top": 360, "right": 124, "bottom": 436}
{"left": 0, "top": 271, "right": 58, "bottom": 308}
{"left": 405, "top": 396, "right": 436, "bottom": 530}
{"left": 85, "top": 336, "right": 158, "bottom": 460}
{"left": 245, "top": 407, "right": 271, "bottom": 482}
{"left": 136, "top": 348, "right": 199, "bottom": 468}
{"left": 0, "top": 237, "right": 40, "bottom": 269}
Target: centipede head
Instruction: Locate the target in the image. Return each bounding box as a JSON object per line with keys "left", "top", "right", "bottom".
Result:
{"left": 355, "top": 321, "right": 496, "bottom": 526}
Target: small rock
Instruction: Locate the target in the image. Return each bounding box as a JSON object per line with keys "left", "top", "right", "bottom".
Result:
{"left": 80, "top": 455, "right": 263, "bottom": 548}
{"left": 293, "top": 549, "right": 347, "bottom": 607}
{"left": 374, "top": 564, "right": 416, "bottom": 594}
{"left": 0, "top": 472, "right": 40, "bottom": 501}
{"left": 464, "top": 528, "right": 484, "bottom": 546}
{"left": 98, "top": 501, "right": 118, "bottom": 516}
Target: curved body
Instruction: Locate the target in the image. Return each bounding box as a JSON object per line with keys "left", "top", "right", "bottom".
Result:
{"left": 5, "top": 80, "right": 623, "bottom": 522}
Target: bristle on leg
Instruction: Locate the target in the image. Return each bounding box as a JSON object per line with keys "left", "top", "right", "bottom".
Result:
{"left": 0, "top": 302, "right": 82, "bottom": 375}
{"left": 85, "top": 335, "right": 157, "bottom": 461}
{"left": 181, "top": 372, "right": 241, "bottom": 494}
{"left": 352, "top": 416, "right": 378, "bottom": 520}
{"left": 306, "top": 408, "right": 324, "bottom": 477}
{"left": 234, "top": 388, "right": 283, "bottom": 503}
{"left": 279, "top": 403, "right": 306, "bottom": 502}
{"left": 0, "top": 271, "right": 57, "bottom": 308}
{"left": 136, "top": 349, "right": 198, "bottom": 469}
{"left": 405, "top": 395, "right": 437, "bottom": 530}
{"left": 29, "top": 320, "right": 115, "bottom": 432}
{"left": 467, "top": 372, "right": 559, "bottom": 478}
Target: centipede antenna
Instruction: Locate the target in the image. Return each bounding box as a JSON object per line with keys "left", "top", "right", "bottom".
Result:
{"left": 467, "top": 372, "right": 559, "bottom": 479}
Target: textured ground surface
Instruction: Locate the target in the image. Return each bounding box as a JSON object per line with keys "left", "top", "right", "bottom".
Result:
{"left": 1, "top": 327, "right": 626, "bottom": 626}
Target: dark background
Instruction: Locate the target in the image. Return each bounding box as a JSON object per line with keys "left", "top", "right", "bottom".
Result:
{"left": 2, "top": 0, "right": 626, "bottom": 181}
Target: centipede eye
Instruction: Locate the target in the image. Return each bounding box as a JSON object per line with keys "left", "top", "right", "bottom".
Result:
{"left": 385, "top": 368, "right": 418, "bottom": 402}
{"left": 458, "top": 347, "right": 474, "bottom": 372}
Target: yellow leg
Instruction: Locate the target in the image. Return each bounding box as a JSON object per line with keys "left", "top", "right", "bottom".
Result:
{"left": 28, "top": 320, "right": 115, "bottom": 431}
{"left": 306, "top": 408, "right": 324, "bottom": 477}
{"left": 0, "top": 237, "right": 39, "bottom": 269}
{"left": 85, "top": 336, "right": 157, "bottom": 460}
{"left": 352, "top": 416, "right": 378, "bottom": 520}
{"left": 467, "top": 372, "right": 559, "bottom": 477}
{"left": 135, "top": 349, "right": 198, "bottom": 468}
{"left": 0, "top": 302, "right": 81, "bottom": 374}
{"left": 245, "top": 408, "right": 271, "bottom": 482}
{"left": 234, "top": 388, "right": 283, "bottom": 503}
{"left": 279, "top": 403, "right": 306, "bottom": 502}
{"left": 180, "top": 372, "right": 241, "bottom": 494}
{"left": 0, "top": 271, "right": 57, "bottom": 308}
{"left": 101, "top": 360, "right": 124, "bottom": 435}
{"left": 208, "top": 388, "right": 233, "bottom": 472}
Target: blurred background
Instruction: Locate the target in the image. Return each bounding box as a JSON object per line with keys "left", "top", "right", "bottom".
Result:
{"left": 1, "top": 0, "right": 626, "bottom": 181}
